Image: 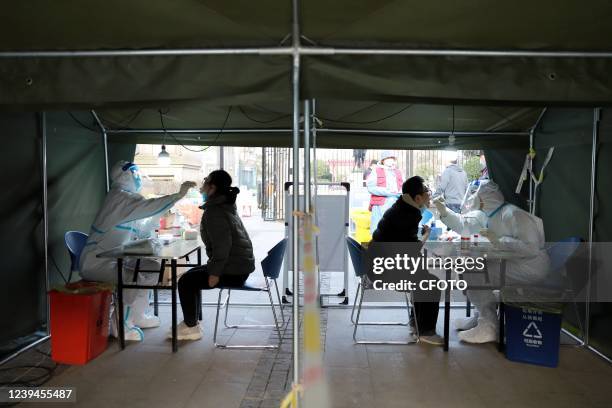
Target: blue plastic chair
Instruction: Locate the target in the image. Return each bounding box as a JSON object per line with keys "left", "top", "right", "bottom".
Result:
{"left": 347, "top": 237, "right": 415, "bottom": 344}
{"left": 213, "top": 239, "right": 287, "bottom": 349}
{"left": 347, "top": 237, "right": 364, "bottom": 278}
{"left": 547, "top": 237, "right": 582, "bottom": 275}
{"left": 64, "top": 231, "right": 88, "bottom": 282}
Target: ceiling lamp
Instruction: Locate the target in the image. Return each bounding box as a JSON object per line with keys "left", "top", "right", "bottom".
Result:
{"left": 157, "top": 145, "right": 171, "bottom": 166}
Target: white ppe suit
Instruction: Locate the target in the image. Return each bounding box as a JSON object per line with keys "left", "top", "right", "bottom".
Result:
{"left": 439, "top": 180, "right": 550, "bottom": 343}
{"left": 80, "top": 161, "right": 186, "bottom": 340}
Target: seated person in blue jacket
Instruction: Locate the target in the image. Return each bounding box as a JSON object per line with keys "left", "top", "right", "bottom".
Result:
{"left": 174, "top": 170, "right": 256, "bottom": 341}
{"left": 372, "top": 176, "right": 443, "bottom": 346}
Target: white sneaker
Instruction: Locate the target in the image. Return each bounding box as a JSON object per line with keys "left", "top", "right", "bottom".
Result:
{"left": 168, "top": 321, "right": 203, "bottom": 341}
{"left": 458, "top": 318, "right": 498, "bottom": 344}
{"left": 124, "top": 325, "right": 145, "bottom": 341}
{"left": 109, "top": 319, "right": 144, "bottom": 341}
{"left": 133, "top": 314, "right": 161, "bottom": 329}
{"left": 110, "top": 305, "right": 145, "bottom": 341}
{"left": 455, "top": 315, "right": 479, "bottom": 331}
{"left": 418, "top": 333, "right": 444, "bottom": 346}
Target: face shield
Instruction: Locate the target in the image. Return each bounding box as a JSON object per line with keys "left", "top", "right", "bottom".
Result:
{"left": 460, "top": 180, "right": 481, "bottom": 213}
{"left": 122, "top": 162, "right": 143, "bottom": 192}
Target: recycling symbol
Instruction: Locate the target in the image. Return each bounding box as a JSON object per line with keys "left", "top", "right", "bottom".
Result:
{"left": 523, "top": 321, "right": 543, "bottom": 339}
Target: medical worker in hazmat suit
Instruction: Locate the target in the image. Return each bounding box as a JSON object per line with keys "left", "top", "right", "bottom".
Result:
{"left": 80, "top": 160, "right": 196, "bottom": 341}
{"left": 433, "top": 180, "right": 550, "bottom": 343}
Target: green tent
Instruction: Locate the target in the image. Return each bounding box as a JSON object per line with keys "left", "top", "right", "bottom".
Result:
{"left": 1, "top": 0, "right": 611, "bottom": 361}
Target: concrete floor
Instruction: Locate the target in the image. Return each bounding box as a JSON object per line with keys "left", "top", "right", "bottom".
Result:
{"left": 37, "top": 304, "right": 612, "bottom": 408}
{"left": 325, "top": 308, "right": 612, "bottom": 408}
{"left": 23, "top": 214, "right": 612, "bottom": 407}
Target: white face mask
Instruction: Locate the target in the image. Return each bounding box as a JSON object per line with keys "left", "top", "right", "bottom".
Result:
{"left": 383, "top": 159, "right": 396, "bottom": 168}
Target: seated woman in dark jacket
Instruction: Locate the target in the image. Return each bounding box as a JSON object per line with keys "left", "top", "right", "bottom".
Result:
{"left": 174, "top": 170, "right": 255, "bottom": 340}
{"left": 372, "top": 176, "right": 442, "bottom": 346}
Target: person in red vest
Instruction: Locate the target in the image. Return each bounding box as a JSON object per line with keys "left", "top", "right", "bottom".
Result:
{"left": 366, "top": 151, "right": 404, "bottom": 234}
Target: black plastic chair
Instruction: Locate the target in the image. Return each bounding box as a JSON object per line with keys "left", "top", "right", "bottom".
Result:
{"left": 347, "top": 237, "right": 416, "bottom": 344}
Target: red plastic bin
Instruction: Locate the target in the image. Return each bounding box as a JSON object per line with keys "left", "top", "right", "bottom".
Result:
{"left": 49, "top": 282, "right": 111, "bottom": 365}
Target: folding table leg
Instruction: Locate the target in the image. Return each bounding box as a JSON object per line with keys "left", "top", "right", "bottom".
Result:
{"left": 153, "top": 289, "right": 159, "bottom": 317}
{"left": 171, "top": 259, "right": 178, "bottom": 352}
{"left": 117, "top": 258, "right": 125, "bottom": 350}
{"left": 444, "top": 268, "right": 451, "bottom": 352}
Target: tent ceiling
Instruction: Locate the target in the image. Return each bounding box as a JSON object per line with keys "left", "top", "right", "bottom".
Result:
{"left": 3, "top": 1, "right": 610, "bottom": 50}
{"left": 95, "top": 101, "right": 539, "bottom": 149}
{"left": 1, "top": 1, "right": 612, "bottom": 108}
{"left": 302, "top": 1, "right": 612, "bottom": 50}
{"left": 99, "top": 101, "right": 541, "bottom": 132}
{"left": 0, "top": 1, "right": 289, "bottom": 50}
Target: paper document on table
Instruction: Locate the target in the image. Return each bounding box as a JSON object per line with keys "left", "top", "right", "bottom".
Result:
{"left": 123, "top": 238, "right": 161, "bottom": 255}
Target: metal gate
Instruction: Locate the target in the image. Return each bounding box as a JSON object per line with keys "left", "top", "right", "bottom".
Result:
{"left": 262, "top": 147, "right": 290, "bottom": 221}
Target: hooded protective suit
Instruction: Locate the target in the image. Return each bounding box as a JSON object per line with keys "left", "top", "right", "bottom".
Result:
{"left": 437, "top": 180, "right": 550, "bottom": 343}
{"left": 80, "top": 161, "right": 192, "bottom": 340}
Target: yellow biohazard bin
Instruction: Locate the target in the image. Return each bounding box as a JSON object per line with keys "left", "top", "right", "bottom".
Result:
{"left": 350, "top": 209, "right": 372, "bottom": 244}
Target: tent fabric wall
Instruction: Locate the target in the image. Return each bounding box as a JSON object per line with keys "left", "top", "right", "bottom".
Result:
{"left": 533, "top": 108, "right": 593, "bottom": 344}
{"left": 483, "top": 149, "right": 529, "bottom": 210}
{"left": 589, "top": 109, "right": 612, "bottom": 356}
{"left": 0, "top": 113, "right": 45, "bottom": 346}
{"left": 534, "top": 109, "right": 593, "bottom": 241}
{"left": 533, "top": 108, "right": 612, "bottom": 357}
{"left": 47, "top": 112, "right": 135, "bottom": 288}
{"left": 0, "top": 111, "right": 134, "bottom": 353}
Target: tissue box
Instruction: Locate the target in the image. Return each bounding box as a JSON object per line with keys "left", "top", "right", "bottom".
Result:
{"left": 182, "top": 229, "right": 199, "bottom": 240}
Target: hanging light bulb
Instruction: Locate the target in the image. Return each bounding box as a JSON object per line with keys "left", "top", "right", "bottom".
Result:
{"left": 157, "top": 144, "right": 171, "bottom": 166}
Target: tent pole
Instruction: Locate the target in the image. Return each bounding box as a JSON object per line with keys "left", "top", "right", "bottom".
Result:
{"left": 304, "top": 101, "right": 311, "bottom": 213}
{"left": 588, "top": 345, "right": 612, "bottom": 364}
{"left": 291, "top": 0, "right": 301, "bottom": 392}
{"left": 261, "top": 147, "right": 266, "bottom": 219}
{"left": 0, "top": 335, "right": 51, "bottom": 366}
{"left": 91, "top": 110, "right": 110, "bottom": 192}
{"left": 3, "top": 47, "right": 612, "bottom": 59}
{"left": 298, "top": 47, "right": 612, "bottom": 58}
{"left": 317, "top": 129, "right": 528, "bottom": 137}
{"left": 312, "top": 100, "right": 318, "bottom": 198}
{"left": 312, "top": 100, "right": 320, "bottom": 299}
{"left": 528, "top": 108, "right": 547, "bottom": 213}
{"left": 585, "top": 107, "right": 600, "bottom": 347}
{"left": 528, "top": 130, "right": 534, "bottom": 213}
{"left": 0, "top": 48, "right": 294, "bottom": 58}
{"left": 40, "top": 112, "right": 50, "bottom": 335}
{"left": 105, "top": 128, "right": 528, "bottom": 137}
